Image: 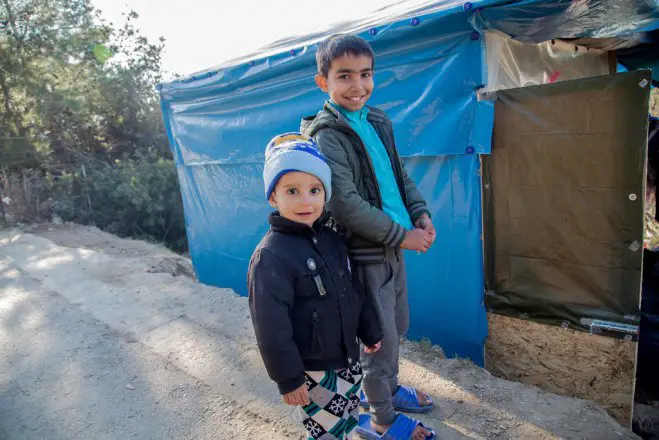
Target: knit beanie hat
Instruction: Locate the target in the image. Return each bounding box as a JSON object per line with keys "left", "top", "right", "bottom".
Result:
{"left": 263, "top": 132, "right": 332, "bottom": 201}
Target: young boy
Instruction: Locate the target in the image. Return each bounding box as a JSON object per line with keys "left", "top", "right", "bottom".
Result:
{"left": 301, "top": 35, "right": 437, "bottom": 440}
{"left": 248, "top": 133, "right": 383, "bottom": 440}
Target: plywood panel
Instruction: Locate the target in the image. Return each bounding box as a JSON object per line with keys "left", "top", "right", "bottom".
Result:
{"left": 486, "top": 313, "right": 636, "bottom": 426}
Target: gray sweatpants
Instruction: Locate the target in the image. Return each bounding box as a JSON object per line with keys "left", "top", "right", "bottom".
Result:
{"left": 356, "top": 248, "right": 409, "bottom": 426}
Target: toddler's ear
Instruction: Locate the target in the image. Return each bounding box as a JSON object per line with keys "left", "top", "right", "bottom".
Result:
{"left": 268, "top": 194, "right": 277, "bottom": 209}
{"left": 315, "top": 74, "right": 328, "bottom": 93}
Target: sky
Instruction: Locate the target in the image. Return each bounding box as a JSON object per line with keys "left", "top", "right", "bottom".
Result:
{"left": 90, "top": 0, "right": 394, "bottom": 78}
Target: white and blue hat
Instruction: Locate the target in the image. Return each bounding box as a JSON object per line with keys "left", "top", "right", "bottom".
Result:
{"left": 264, "top": 133, "right": 332, "bottom": 201}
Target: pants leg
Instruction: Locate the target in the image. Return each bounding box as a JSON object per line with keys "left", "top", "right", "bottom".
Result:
{"left": 358, "top": 249, "right": 409, "bottom": 426}
{"left": 300, "top": 365, "right": 363, "bottom": 439}
{"left": 389, "top": 249, "right": 409, "bottom": 393}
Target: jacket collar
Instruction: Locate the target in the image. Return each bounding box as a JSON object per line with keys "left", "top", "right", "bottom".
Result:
{"left": 269, "top": 211, "right": 331, "bottom": 236}
{"left": 299, "top": 102, "right": 387, "bottom": 138}
{"left": 322, "top": 101, "right": 386, "bottom": 124}
{"left": 328, "top": 100, "right": 369, "bottom": 123}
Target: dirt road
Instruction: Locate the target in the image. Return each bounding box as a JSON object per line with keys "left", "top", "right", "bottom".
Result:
{"left": 0, "top": 224, "right": 641, "bottom": 439}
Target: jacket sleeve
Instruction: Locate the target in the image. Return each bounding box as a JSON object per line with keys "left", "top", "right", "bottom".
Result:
{"left": 357, "top": 291, "right": 382, "bottom": 347}
{"left": 315, "top": 129, "right": 407, "bottom": 248}
{"left": 248, "top": 249, "right": 305, "bottom": 395}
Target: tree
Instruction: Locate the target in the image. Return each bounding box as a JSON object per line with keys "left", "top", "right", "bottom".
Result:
{"left": 0, "top": 0, "right": 186, "bottom": 251}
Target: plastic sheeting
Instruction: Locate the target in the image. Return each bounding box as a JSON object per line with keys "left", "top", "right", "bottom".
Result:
{"left": 484, "top": 30, "right": 610, "bottom": 91}
{"left": 159, "top": 2, "right": 494, "bottom": 364}
{"left": 475, "top": 0, "right": 659, "bottom": 43}
{"left": 162, "top": 0, "right": 504, "bottom": 78}
{"left": 159, "top": 7, "right": 495, "bottom": 161}
{"left": 404, "top": 154, "right": 488, "bottom": 361}
{"left": 639, "top": 250, "right": 659, "bottom": 393}
{"left": 159, "top": 0, "right": 659, "bottom": 363}
{"left": 483, "top": 71, "right": 651, "bottom": 334}
{"left": 475, "top": 0, "right": 659, "bottom": 82}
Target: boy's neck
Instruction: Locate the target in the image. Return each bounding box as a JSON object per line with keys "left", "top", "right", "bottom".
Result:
{"left": 329, "top": 99, "right": 367, "bottom": 115}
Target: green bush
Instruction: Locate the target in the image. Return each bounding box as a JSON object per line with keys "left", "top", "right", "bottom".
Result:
{"left": 48, "top": 151, "right": 187, "bottom": 252}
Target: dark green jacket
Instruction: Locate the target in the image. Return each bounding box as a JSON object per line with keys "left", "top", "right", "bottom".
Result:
{"left": 301, "top": 102, "right": 429, "bottom": 264}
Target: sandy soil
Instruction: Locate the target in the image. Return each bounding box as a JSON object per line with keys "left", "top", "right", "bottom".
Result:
{"left": 0, "top": 223, "right": 641, "bottom": 439}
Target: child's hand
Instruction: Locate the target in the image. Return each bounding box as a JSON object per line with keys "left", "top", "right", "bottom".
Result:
{"left": 400, "top": 228, "right": 432, "bottom": 253}
{"left": 415, "top": 213, "right": 436, "bottom": 245}
{"left": 283, "top": 383, "right": 310, "bottom": 407}
{"left": 364, "top": 341, "right": 381, "bottom": 354}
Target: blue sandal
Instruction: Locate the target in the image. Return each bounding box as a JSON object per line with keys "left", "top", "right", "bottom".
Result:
{"left": 355, "top": 413, "right": 436, "bottom": 439}
{"left": 360, "top": 386, "right": 434, "bottom": 413}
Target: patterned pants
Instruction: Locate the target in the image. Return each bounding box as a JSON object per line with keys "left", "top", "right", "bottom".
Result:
{"left": 299, "top": 361, "right": 363, "bottom": 440}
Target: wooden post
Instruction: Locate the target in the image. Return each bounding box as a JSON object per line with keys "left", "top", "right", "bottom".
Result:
{"left": 608, "top": 51, "right": 618, "bottom": 75}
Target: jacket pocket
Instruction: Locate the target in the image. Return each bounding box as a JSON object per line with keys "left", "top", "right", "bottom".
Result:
{"left": 292, "top": 304, "right": 323, "bottom": 360}
{"left": 310, "top": 308, "right": 323, "bottom": 355}
{"left": 378, "top": 262, "right": 395, "bottom": 293}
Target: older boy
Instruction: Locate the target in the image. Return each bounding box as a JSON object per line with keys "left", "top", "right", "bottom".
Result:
{"left": 302, "top": 34, "right": 437, "bottom": 440}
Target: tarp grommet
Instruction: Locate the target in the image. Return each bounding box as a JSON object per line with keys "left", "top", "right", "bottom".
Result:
{"left": 463, "top": 2, "right": 473, "bottom": 11}
{"left": 470, "top": 31, "right": 480, "bottom": 41}
{"left": 465, "top": 145, "right": 475, "bottom": 154}
{"left": 289, "top": 49, "right": 297, "bottom": 56}
{"left": 411, "top": 18, "right": 420, "bottom": 26}
{"left": 369, "top": 28, "right": 378, "bottom": 36}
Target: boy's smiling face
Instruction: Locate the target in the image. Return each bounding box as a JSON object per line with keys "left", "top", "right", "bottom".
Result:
{"left": 269, "top": 171, "right": 325, "bottom": 227}
{"left": 315, "top": 54, "right": 374, "bottom": 112}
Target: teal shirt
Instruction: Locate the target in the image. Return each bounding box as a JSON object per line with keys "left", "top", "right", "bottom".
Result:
{"left": 330, "top": 101, "right": 413, "bottom": 230}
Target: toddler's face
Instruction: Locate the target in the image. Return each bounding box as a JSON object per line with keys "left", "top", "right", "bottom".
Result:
{"left": 269, "top": 172, "right": 325, "bottom": 227}
{"left": 316, "top": 54, "right": 374, "bottom": 112}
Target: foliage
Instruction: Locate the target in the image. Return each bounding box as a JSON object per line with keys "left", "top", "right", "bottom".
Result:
{"left": 0, "top": 0, "right": 657, "bottom": 252}
{"left": 0, "top": 0, "right": 187, "bottom": 251}
{"left": 49, "top": 151, "right": 186, "bottom": 250}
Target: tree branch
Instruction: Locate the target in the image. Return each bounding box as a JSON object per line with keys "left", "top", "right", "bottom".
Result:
{"left": 2, "top": 0, "right": 22, "bottom": 44}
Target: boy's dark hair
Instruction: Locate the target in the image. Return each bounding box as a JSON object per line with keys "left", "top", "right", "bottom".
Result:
{"left": 316, "top": 34, "right": 375, "bottom": 76}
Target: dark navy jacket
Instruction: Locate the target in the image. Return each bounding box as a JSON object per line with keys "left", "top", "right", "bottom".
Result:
{"left": 247, "top": 212, "right": 382, "bottom": 394}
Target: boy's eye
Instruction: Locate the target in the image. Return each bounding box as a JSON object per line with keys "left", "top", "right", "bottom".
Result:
{"left": 338, "top": 74, "right": 350, "bottom": 80}
{"left": 310, "top": 187, "right": 322, "bottom": 195}
{"left": 362, "top": 72, "right": 372, "bottom": 78}
{"left": 287, "top": 188, "right": 298, "bottom": 195}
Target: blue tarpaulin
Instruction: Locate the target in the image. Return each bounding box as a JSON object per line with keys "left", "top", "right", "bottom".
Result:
{"left": 159, "top": 0, "right": 659, "bottom": 366}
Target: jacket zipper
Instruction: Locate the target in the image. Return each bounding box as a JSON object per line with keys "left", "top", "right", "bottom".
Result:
{"left": 311, "top": 309, "right": 322, "bottom": 353}
{"left": 335, "top": 120, "right": 385, "bottom": 209}
{"left": 309, "top": 232, "right": 338, "bottom": 295}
